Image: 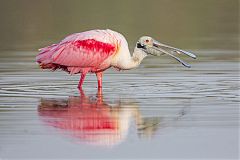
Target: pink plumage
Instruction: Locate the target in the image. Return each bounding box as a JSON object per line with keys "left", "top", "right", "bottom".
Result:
{"left": 36, "top": 29, "right": 124, "bottom": 89}
{"left": 37, "top": 30, "right": 119, "bottom": 74}
{"left": 37, "top": 29, "right": 197, "bottom": 90}
{"left": 36, "top": 29, "right": 197, "bottom": 89}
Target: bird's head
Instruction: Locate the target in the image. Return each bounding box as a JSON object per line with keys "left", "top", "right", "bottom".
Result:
{"left": 136, "top": 36, "right": 196, "bottom": 68}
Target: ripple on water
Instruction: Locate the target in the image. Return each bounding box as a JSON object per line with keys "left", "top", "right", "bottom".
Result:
{"left": 0, "top": 50, "right": 239, "bottom": 159}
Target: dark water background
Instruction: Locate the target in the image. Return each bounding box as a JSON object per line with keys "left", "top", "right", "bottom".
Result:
{"left": 0, "top": 0, "right": 239, "bottom": 159}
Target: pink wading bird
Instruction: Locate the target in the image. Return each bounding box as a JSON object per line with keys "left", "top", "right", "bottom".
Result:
{"left": 36, "top": 29, "right": 196, "bottom": 89}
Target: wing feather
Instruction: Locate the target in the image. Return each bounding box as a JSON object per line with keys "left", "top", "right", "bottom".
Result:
{"left": 54, "top": 39, "right": 116, "bottom": 67}
{"left": 37, "top": 30, "right": 119, "bottom": 70}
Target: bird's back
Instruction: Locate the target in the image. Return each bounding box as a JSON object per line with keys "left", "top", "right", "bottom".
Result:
{"left": 36, "top": 29, "right": 125, "bottom": 74}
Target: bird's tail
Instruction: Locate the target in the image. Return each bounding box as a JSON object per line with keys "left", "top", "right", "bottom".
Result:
{"left": 36, "top": 44, "right": 58, "bottom": 69}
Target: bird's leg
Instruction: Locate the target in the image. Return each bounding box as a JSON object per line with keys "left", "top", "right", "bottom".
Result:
{"left": 96, "top": 72, "right": 103, "bottom": 89}
{"left": 96, "top": 88, "right": 103, "bottom": 103}
{"left": 78, "top": 73, "right": 86, "bottom": 89}
{"left": 78, "top": 87, "right": 86, "bottom": 97}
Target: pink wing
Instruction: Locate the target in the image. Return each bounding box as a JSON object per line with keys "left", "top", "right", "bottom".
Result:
{"left": 36, "top": 30, "right": 120, "bottom": 74}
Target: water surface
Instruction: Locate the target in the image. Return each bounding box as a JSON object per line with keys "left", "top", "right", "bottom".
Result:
{"left": 0, "top": 50, "right": 239, "bottom": 159}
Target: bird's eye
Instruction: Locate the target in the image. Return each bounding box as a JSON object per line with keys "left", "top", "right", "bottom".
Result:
{"left": 145, "top": 39, "right": 149, "bottom": 43}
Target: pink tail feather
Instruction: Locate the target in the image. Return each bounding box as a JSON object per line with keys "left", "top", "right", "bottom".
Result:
{"left": 36, "top": 44, "right": 59, "bottom": 69}
{"left": 36, "top": 44, "right": 83, "bottom": 74}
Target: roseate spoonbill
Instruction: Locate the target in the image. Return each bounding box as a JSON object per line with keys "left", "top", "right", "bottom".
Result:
{"left": 38, "top": 89, "right": 161, "bottom": 146}
{"left": 36, "top": 29, "right": 196, "bottom": 89}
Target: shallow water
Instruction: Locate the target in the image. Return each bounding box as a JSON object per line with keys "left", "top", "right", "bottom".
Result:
{"left": 0, "top": 50, "right": 239, "bottom": 159}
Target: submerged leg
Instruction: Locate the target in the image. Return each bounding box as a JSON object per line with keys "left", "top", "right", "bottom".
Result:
{"left": 96, "top": 72, "right": 103, "bottom": 89}
{"left": 96, "top": 87, "right": 103, "bottom": 103}
{"left": 78, "top": 87, "right": 86, "bottom": 97}
{"left": 78, "top": 73, "right": 87, "bottom": 89}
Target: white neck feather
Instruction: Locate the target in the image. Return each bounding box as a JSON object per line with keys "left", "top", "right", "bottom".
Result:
{"left": 111, "top": 47, "right": 147, "bottom": 70}
{"left": 127, "top": 48, "right": 147, "bottom": 69}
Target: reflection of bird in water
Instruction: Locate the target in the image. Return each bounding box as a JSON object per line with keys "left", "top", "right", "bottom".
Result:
{"left": 38, "top": 89, "right": 161, "bottom": 146}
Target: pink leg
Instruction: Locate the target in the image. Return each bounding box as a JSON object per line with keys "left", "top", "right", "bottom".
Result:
{"left": 96, "top": 87, "right": 103, "bottom": 103}
{"left": 96, "top": 72, "right": 103, "bottom": 103}
{"left": 96, "top": 72, "right": 103, "bottom": 89}
{"left": 78, "top": 73, "right": 87, "bottom": 89}
{"left": 78, "top": 87, "right": 86, "bottom": 97}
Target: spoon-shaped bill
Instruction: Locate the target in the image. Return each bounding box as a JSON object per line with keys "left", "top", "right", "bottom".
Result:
{"left": 147, "top": 40, "right": 196, "bottom": 68}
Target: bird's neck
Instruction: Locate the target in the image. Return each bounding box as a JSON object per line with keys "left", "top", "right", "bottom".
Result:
{"left": 114, "top": 48, "right": 147, "bottom": 70}
{"left": 129, "top": 48, "right": 147, "bottom": 69}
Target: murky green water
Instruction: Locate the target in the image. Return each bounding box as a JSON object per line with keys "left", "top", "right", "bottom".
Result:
{"left": 0, "top": 0, "right": 239, "bottom": 159}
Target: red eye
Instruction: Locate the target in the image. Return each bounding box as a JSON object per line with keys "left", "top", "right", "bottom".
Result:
{"left": 145, "top": 39, "right": 149, "bottom": 43}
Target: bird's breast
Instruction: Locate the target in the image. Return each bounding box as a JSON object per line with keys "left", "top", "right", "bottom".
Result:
{"left": 88, "top": 56, "right": 113, "bottom": 73}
